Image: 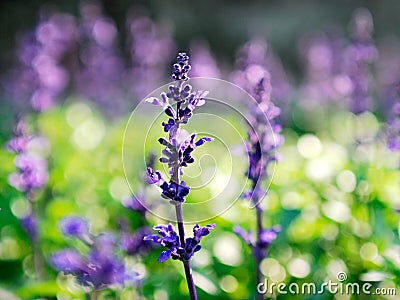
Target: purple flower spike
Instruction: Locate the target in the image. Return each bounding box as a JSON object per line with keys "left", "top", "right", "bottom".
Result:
{"left": 50, "top": 229, "right": 135, "bottom": 289}
{"left": 59, "top": 216, "right": 89, "bottom": 238}
{"left": 145, "top": 53, "right": 215, "bottom": 298}
{"left": 20, "top": 214, "right": 38, "bottom": 242}
{"left": 233, "top": 226, "right": 253, "bottom": 246}
{"left": 172, "top": 52, "right": 191, "bottom": 81}
{"left": 160, "top": 181, "right": 190, "bottom": 203}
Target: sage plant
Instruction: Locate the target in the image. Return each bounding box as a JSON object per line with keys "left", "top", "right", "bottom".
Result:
{"left": 233, "top": 70, "right": 283, "bottom": 299}
{"left": 7, "top": 116, "right": 49, "bottom": 279}
{"left": 143, "top": 52, "right": 215, "bottom": 300}
{"left": 50, "top": 216, "right": 135, "bottom": 299}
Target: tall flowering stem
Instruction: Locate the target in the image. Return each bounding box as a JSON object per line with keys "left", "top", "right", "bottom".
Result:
{"left": 144, "top": 53, "right": 215, "bottom": 299}
{"left": 234, "top": 69, "right": 283, "bottom": 299}
{"left": 7, "top": 116, "right": 49, "bottom": 279}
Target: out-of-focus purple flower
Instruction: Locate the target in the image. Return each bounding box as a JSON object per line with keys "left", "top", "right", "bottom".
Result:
{"left": 75, "top": 3, "right": 124, "bottom": 115}
{"left": 298, "top": 32, "right": 350, "bottom": 106}
{"left": 343, "top": 8, "right": 378, "bottom": 114}
{"left": 231, "top": 38, "right": 292, "bottom": 104}
{"left": 8, "top": 153, "right": 48, "bottom": 195}
{"left": 120, "top": 226, "right": 153, "bottom": 256}
{"left": 20, "top": 214, "right": 38, "bottom": 242}
{"left": 127, "top": 14, "right": 175, "bottom": 100}
{"left": 144, "top": 223, "right": 215, "bottom": 262}
{"left": 387, "top": 100, "right": 400, "bottom": 151}
{"left": 244, "top": 75, "right": 283, "bottom": 199}
{"left": 59, "top": 216, "right": 90, "bottom": 239}
{"left": 233, "top": 226, "right": 253, "bottom": 246}
{"left": 121, "top": 194, "right": 147, "bottom": 214}
{"left": 4, "top": 13, "right": 76, "bottom": 112}
{"left": 189, "top": 40, "right": 221, "bottom": 78}
{"left": 7, "top": 117, "right": 30, "bottom": 154}
{"left": 51, "top": 224, "right": 136, "bottom": 289}
{"left": 7, "top": 118, "right": 49, "bottom": 197}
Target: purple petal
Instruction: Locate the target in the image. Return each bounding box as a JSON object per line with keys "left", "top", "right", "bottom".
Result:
{"left": 195, "top": 136, "right": 214, "bottom": 147}
{"left": 59, "top": 216, "right": 89, "bottom": 238}
{"left": 158, "top": 250, "right": 172, "bottom": 262}
{"left": 145, "top": 97, "right": 161, "bottom": 106}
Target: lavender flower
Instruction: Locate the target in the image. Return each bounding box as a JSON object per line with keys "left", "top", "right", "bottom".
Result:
{"left": 144, "top": 223, "right": 215, "bottom": 262}
{"left": 59, "top": 216, "right": 90, "bottom": 239}
{"left": 7, "top": 116, "right": 49, "bottom": 201}
{"left": 127, "top": 14, "right": 175, "bottom": 101}
{"left": 233, "top": 57, "right": 283, "bottom": 299}
{"left": 6, "top": 116, "right": 50, "bottom": 279}
{"left": 20, "top": 213, "right": 38, "bottom": 242}
{"left": 144, "top": 52, "right": 215, "bottom": 300}
{"left": 120, "top": 226, "right": 153, "bottom": 256}
{"left": 189, "top": 40, "right": 221, "bottom": 78}
{"left": 51, "top": 219, "right": 135, "bottom": 293}
{"left": 234, "top": 225, "right": 280, "bottom": 259}
{"left": 75, "top": 3, "right": 125, "bottom": 115}
{"left": 5, "top": 13, "right": 75, "bottom": 112}
{"left": 231, "top": 38, "right": 292, "bottom": 104}
{"left": 298, "top": 33, "right": 349, "bottom": 106}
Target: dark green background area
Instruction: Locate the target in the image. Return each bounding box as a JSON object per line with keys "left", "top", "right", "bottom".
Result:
{"left": 1, "top": 0, "right": 399, "bottom": 73}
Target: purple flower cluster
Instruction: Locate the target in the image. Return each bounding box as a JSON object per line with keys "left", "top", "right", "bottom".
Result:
{"left": 127, "top": 14, "right": 175, "bottom": 100}
{"left": 231, "top": 38, "right": 292, "bottom": 104}
{"left": 50, "top": 217, "right": 135, "bottom": 290}
{"left": 75, "top": 3, "right": 124, "bottom": 114}
{"left": 298, "top": 33, "right": 348, "bottom": 105}
{"left": 189, "top": 41, "right": 221, "bottom": 78}
{"left": 7, "top": 117, "right": 49, "bottom": 195}
{"left": 145, "top": 53, "right": 213, "bottom": 198}
{"left": 343, "top": 8, "right": 378, "bottom": 114}
{"left": 387, "top": 100, "right": 400, "bottom": 151}
{"left": 144, "top": 223, "right": 215, "bottom": 262}
{"left": 233, "top": 48, "right": 284, "bottom": 299}
{"left": 244, "top": 74, "right": 284, "bottom": 203}
{"left": 120, "top": 226, "right": 153, "bottom": 256}
{"left": 5, "top": 14, "right": 75, "bottom": 112}
{"left": 234, "top": 225, "right": 280, "bottom": 259}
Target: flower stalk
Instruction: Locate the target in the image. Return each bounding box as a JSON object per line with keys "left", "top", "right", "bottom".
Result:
{"left": 144, "top": 52, "right": 215, "bottom": 299}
